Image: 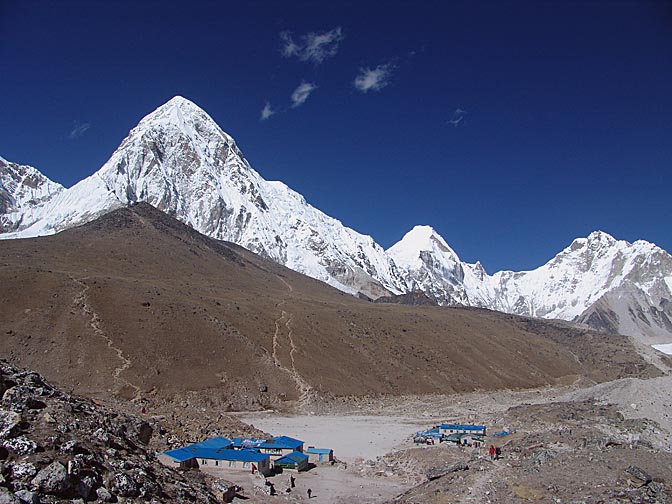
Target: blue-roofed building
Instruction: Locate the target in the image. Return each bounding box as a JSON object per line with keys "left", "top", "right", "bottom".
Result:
{"left": 442, "top": 432, "right": 485, "bottom": 447}
{"left": 158, "top": 446, "right": 199, "bottom": 469}
{"left": 258, "top": 436, "right": 304, "bottom": 460}
{"left": 157, "top": 436, "right": 271, "bottom": 476}
{"left": 197, "top": 436, "right": 234, "bottom": 449}
{"left": 158, "top": 436, "right": 233, "bottom": 469}
{"left": 197, "top": 449, "right": 271, "bottom": 476}
{"left": 414, "top": 427, "right": 442, "bottom": 444}
{"left": 439, "top": 424, "right": 486, "bottom": 437}
{"left": 306, "top": 447, "right": 334, "bottom": 464}
{"left": 274, "top": 451, "right": 309, "bottom": 471}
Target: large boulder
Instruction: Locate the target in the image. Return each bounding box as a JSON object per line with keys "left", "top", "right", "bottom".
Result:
{"left": 3, "top": 437, "right": 37, "bottom": 456}
{"left": 624, "top": 465, "right": 653, "bottom": 487}
{"left": 0, "top": 410, "right": 20, "bottom": 440}
{"left": 426, "top": 462, "right": 469, "bottom": 481}
{"left": 31, "top": 461, "right": 71, "bottom": 496}
{"left": 0, "top": 488, "right": 20, "bottom": 504}
{"left": 111, "top": 472, "right": 140, "bottom": 498}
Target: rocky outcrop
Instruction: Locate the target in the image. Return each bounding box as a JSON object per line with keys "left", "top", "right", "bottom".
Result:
{"left": 426, "top": 462, "right": 468, "bottom": 481}
{"left": 0, "top": 359, "right": 220, "bottom": 503}
{"left": 374, "top": 291, "right": 438, "bottom": 306}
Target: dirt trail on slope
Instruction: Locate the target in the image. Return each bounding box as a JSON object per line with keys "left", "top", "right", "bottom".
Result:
{"left": 272, "top": 276, "right": 313, "bottom": 409}
{"left": 71, "top": 276, "right": 142, "bottom": 400}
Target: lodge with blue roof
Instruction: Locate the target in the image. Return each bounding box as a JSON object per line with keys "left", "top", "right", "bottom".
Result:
{"left": 257, "top": 435, "right": 304, "bottom": 458}
{"left": 158, "top": 434, "right": 314, "bottom": 477}
{"left": 157, "top": 436, "right": 272, "bottom": 476}
{"left": 413, "top": 423, "right": 489, "bottom": 448}
{"left": 306, "top": 447, "right": 334, "bottom": 464}
{"left": 274, "top": 451, "right": 309, "bottom": 471}
{"left": 439, "top": 424, "right": 486, "bottom": 436}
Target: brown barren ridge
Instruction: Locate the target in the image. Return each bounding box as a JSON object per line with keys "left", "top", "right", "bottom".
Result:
{"left": 0, "top": 203, "right": 660, "bottom": 412}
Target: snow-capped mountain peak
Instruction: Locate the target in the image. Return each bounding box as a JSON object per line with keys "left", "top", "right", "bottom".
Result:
{"left": 133, "top": 95, "right": 235, "bottom": 145}
{"left": 0, "top": 96, "right": 406, "bottom": 298}
{"left": 0, "top": 157, "right": 64, "bottom": 232}
{"left": 387, "top": 225, "right": 470, "bottom": 304}
{"left": 387, "top": 225, "right": 460, "bottom": 268}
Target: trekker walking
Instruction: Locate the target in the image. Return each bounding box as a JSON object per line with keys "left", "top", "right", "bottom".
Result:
{"left": 489, "top": 444, "right": 496, "bottom": 460}
{"left": 290, "top": 475, "right": 296, "bottom": 488}
{"left": 307, "top": 488, "right": 312, "bottom": 499}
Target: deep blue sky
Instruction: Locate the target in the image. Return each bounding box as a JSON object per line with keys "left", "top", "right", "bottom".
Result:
{"left": 2, "top": 0, "right": 670, "bottom": 273}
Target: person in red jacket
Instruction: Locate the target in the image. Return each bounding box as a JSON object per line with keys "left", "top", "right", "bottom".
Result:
{"left": 489, "top": 444, "right": 496, "bottom": 460}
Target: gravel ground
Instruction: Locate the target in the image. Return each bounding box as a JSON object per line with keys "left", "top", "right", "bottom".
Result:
{"left": 234, "top": 370, "right": 672, "bottom": 503}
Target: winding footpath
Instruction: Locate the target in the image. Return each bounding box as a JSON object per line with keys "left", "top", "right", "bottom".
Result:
{"left": 70, "top": 276, "right": 142, "bottom": 401}
{"left": 272, "top": 276, "right": 313, "bottom": 408}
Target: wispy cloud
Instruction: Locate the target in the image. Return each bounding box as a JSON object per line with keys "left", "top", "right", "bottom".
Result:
{"left": 280, "top": 31, "right": 301, "bottom": 58}
{"left": 353, "top": 63, "right": 395, "bottom": 93}
{"left": 280, "top": 27, "right": 344, "bottom": 64}
{"left": 291, "top": 82, "right": 318, "bottom": 108}
{"left": 260, "top": 101, "right": 275, "bottom": 121}
{"left": 69, "top": 122, "right": 91, "bottom": 139}
{"left": 448, "top": 108, "right": 467, "bottom": 127}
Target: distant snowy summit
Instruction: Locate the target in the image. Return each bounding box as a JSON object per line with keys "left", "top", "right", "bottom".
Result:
{"left": 1, "top": 96, "right": 671, "bottom": 343}
{"left": 0, "top": 156, "right": 64, "bottom": 233}
{"left": 389, "top": 225, "right": 672, "bottom": 342}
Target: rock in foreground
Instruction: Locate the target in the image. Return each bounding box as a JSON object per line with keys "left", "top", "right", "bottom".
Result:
{"left": 0, "top": 359, "right": 220, "bottom": 503}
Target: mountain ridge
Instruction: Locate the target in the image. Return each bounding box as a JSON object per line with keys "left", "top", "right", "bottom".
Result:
{"left": 1, "top": 95, "right": 670, "bottom": 344}
{"left": 0, "top": 202, "right": 661, "bottom": 410}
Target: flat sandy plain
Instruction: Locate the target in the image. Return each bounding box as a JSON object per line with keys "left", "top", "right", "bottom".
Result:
{"left": 212, "top": 374, "right": 672, "bottom": 503}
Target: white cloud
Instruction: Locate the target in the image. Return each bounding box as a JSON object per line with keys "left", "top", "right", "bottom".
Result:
{"left": 448, "top": 108, "right": 467, "bottom": 127}
{"left": 291, "top": 82, "right": 318, "bottom": 108}
{"left": 353, "top": 64, "right": 395, "bottom": 93}
{"left": 280, "top": 27, "right": 344, "bottom": 64}
{"left": 280, "top": 31, "right": 300, "bottom": 58}
{"left": 69, "top": 122, "right": 91, "bottom": 139}
{"left": 260, "top": 101, "right": 275, "bottom": 121}
{"left": 303, "top": 27, "right": 343, "bottom": 63}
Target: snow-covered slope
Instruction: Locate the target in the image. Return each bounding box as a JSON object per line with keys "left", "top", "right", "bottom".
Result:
{"left": 388, "top": 225, "right": 474, "bottom": 305}
{"left": 486, "top": 232, "right": 672, "bottom": 320}
{"left": 0, "top": 157, "right": 65, "bottom": 232}
{"left": 0, "top": 97, "right": 405, "bottom": 298}
{"left": 388, "top": 227, "right": 672, "bottom": 342}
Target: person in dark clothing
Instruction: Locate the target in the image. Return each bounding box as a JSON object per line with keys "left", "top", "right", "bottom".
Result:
{"left": 290, "top": 475, "right": 296, "bottom": 488}
{"left": 307, "top": 488, "right": 312, "bottom": 498}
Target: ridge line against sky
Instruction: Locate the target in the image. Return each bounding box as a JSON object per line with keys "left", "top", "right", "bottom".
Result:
{"left": 1, "top": 0, "right": 670, "bottom": 273}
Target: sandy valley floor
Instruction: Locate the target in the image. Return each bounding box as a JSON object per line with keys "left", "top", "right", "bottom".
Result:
{"left": 218, "top": 374, "right": 672, "bottom": 503}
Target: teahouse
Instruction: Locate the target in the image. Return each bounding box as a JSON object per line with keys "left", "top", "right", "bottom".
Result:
{"left": 274, "top": 451, "right": 309, "bottom": 471}
{"left": 439, "top": 424, "right": 486, "bottom": 437}
{"left": 306, "top": 447, "right": 334, "bottom": 464}
{"left": 158, "top": 436, "right": 272, "bottom": 476}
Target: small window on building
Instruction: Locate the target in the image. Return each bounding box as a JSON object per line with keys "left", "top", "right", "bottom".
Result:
{"left": 215, "top": 460, "right": 219, "bottom": 466}
{"left": 243, "top": 462, "right": 250, "bottom": 469}
{"left": 229, "top": 461, "right": 235, "bottom": 467}
{"left": 201, "top": 459, "right": 207, "bottom": 465}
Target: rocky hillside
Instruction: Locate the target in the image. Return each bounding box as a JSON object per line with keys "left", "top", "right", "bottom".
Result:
{"left": 0, "top": 359, "right": 223, "bottom": 503}
{"left": 0, "top": 204, "right": 661, "bottom": 412}
{"left": 390, "top": 398, "right": 672, "bottom": 503}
